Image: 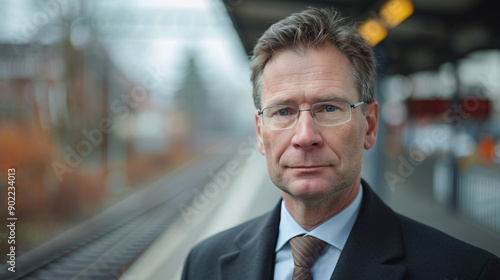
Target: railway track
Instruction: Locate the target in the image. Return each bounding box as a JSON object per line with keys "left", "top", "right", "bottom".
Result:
{"left": 0, "top": 144, "right": 238, "bottom": 280}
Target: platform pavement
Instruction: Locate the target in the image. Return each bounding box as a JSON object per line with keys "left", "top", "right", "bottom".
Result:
{"left": 122, "top": 151, "right": 500, "bottom": 280}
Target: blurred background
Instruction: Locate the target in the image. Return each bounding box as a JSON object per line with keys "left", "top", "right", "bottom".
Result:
{"left": 0, "top": 0, "right": 499, "bottom": 279}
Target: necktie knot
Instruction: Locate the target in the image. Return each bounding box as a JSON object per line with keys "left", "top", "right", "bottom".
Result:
{"left": 289, "top": 236, "right": 327, "bottom": 279}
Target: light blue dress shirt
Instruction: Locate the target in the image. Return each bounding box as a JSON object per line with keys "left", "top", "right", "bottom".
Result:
{"left": 273, "top": 185, "right": 363, "bottom": 280}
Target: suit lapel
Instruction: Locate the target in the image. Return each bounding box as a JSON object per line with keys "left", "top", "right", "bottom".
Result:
{"left": 331, "top": 181, "right": 406, "bottom": 280}
{"left": 217, "top": 182, "right": 406, "bottom": 280}
{"left": 219, "top": 202, "right": 281, "bottom": 280}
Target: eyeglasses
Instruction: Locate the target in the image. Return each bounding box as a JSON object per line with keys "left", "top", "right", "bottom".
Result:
{"left": 258, "top": 101, "right": 364, "bottom": 130}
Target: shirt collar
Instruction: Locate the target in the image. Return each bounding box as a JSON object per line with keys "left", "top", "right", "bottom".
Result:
{"left": 275, "top": 184, "right": 363, "bottom": 252}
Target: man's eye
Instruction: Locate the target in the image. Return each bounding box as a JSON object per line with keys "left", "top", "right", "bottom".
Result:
{"left": 277, "top": 109, "right": 292, "bottom": 116}
{"left": 325, "top": 105, "right": 338, "bottom": 112}
{"left": 320, "top": 104, "right": 340, "bottom": 113}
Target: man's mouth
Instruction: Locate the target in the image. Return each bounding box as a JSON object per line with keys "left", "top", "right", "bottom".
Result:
{"left": 287, "top": 165, "right": 331, "bottom": 171}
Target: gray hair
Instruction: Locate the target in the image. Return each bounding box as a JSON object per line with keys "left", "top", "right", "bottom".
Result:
{"left": 250, "top": 7, "right": 375, "bottom": 111}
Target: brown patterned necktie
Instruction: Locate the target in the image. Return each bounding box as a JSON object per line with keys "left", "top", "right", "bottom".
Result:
{"left": 289, "top": 235, "right": 327, "bottom": 280}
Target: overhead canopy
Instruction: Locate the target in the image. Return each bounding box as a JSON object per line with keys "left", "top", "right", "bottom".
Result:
{"left": 223, "top": 0, "right": 500, "bottom": 74}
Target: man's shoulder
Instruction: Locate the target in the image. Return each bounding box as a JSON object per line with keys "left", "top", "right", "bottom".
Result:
{"left": 395, "top": 213, "right": 500, "bottom": 276}
{"left": 362, "top": 182, "right": 498, "bottom": 259}
{"left": 188, "top": 211, "right": 273, "bottom": 259}
{"left": 358, "top": 183, "right": 500, "bottom": 278}
{"left": 396, "top": 212, "right": 491, "bottom": 255}
{"left": 182, "top": 207, "right": 280, "bottom": 280}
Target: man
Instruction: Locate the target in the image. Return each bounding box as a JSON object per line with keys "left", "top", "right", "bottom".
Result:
{"left": 181, "top": 7, "right": 500, "bottom": 280}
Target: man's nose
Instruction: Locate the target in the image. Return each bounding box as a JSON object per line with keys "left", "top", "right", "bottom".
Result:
{"left": 291, "top": 110, "right": 324, "bottom": 149}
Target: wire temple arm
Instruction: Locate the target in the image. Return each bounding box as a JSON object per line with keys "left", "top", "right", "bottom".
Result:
{"left": 350, "top": 101, "right": 364, "bottom": 108}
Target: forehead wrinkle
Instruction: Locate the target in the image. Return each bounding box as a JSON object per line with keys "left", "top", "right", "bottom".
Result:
{"left": 264, "top": 71, "right": 347, "bottom": 94}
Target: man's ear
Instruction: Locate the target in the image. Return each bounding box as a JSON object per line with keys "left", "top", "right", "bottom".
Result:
{"left": 364, "top": 101, "right": 379, "bottom": 150}
{"left": 255, "top": 111, "right": 265, "bottom": 156}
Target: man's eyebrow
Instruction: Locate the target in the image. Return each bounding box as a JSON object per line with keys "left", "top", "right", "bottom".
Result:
{"left": 264, "top": 98, "right": 296, "bottom": 107}
{"left": 313, "top": 95, "right": 349, "bottom": 102}
{"left": 264, "top": 95, "right": 349, "bottom": 107}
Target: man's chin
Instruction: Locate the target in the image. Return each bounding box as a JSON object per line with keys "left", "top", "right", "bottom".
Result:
{"left": 282, "top": 180, "right": 339, "bottom": 200}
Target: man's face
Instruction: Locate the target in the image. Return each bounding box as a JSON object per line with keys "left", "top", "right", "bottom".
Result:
{"left": 255, "top": 45, "right": 378, "bottom": 201}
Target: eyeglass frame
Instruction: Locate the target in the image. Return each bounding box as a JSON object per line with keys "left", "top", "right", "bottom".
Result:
{"left": 257, "top": 100, "right": 365, "bottom": 130}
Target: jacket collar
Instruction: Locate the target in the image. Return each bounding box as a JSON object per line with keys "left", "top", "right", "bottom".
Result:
{"left": 331, "top": 180, "right": 406, "bottom": 279}
{"left": 219, "top": 202, "right": 281, "bottom": 280}
{"left": 218, "top": 180, "right": 406, "bottom": 280}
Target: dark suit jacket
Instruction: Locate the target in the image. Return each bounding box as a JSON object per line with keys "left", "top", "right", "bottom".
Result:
{"left": 181, "top": 181, "right": 500, "bottom": 279}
